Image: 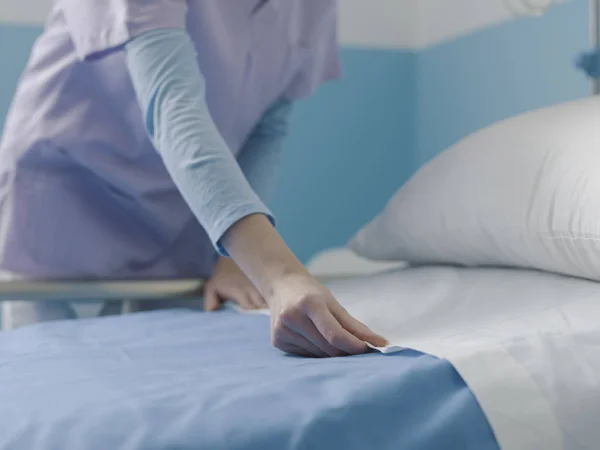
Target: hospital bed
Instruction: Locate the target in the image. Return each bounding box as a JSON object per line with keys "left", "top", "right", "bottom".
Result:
{"left": 2, "top": 247, "right": 599, "bottom": 450}
{"left": 0, "top": 249, "right": 503, "bottom": 450}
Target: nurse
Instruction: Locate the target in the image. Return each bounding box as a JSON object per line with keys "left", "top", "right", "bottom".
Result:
{"left": 0, "top": 1, "right": 387, "bottom": 357}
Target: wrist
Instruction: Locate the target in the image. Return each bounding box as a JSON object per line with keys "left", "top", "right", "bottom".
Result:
{"left": 221, "top": 214, "right": 310, "bottom": 296}
{"left": 214, "top": 254, "right": 235, "bottom": 270}
{"left": 261, "top": 264, "right": 311, "bottom": 301}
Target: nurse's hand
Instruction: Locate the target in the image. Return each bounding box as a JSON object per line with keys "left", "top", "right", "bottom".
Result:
{"left": 267, "top": 274, "right": 388, "bottom": 358}
{"left": 221, "top": 214, "right": 387, "bottom": 358}
{"left": 204, "top": 257, "right": 267, "bottom": 311}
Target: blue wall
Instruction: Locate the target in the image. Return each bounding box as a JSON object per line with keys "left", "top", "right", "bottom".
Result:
{"left": 0, "top": 24, "right": 416, "bottom": 263}
{"left": 417, "top": 0, "right": 591, "bottom": 165}
{"left": 0, "top": 25, "right": 41, "bottom": 126}
{"left": 272, "top": 50, "right": 416, "bottom": 261}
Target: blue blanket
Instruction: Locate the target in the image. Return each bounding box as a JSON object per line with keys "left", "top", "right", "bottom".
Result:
{"left": 0, "top": 309, "right": 499, "bottom": 449}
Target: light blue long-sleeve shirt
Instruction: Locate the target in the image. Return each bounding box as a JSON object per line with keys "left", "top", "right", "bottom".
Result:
{"left": 125, "top": 28, "right": 292, "bottom": 254}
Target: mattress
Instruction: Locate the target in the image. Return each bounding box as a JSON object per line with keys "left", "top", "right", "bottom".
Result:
{"left": 0, "top": 308, "right": 499, "bottom": 450}
{"left": 326, "top": 266, "right": 600, "bottom": 450}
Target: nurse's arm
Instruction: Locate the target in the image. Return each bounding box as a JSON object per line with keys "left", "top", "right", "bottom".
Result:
{"left": 205, "top": 98, "right": 291, "bottom": 311}
{"left": 125, "top": 29, "right": 386, "bottom": 356}
{"left": 125, "top": 28, "right": 273, "bottom": 254}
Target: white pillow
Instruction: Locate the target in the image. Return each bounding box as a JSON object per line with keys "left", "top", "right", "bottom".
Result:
{"left": 349, "top": 96, "right": 600, "bottom": 281}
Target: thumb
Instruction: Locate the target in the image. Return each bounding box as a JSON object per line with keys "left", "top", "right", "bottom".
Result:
{"left": 331, "top": 303, "right": 388, "bottom": 347}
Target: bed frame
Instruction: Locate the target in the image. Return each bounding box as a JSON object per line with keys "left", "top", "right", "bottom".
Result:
{"left": 0, "top": 247, "right": 397, "bottom": 312}
{"left": 0, "top": 278, "right": 207, "bottom": 313}
{"left": 0, "top": 275, "right": 352, "bottom": 314}
{"left": 0, "top": 278, "right": 205, "bottom": 302}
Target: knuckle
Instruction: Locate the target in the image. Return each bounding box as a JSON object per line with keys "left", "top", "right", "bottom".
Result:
{"left": 279, "top": 307, "right": 300, "bottom": 326}
{"left": 297, "top": 295, "right": 318, "bottom": 313}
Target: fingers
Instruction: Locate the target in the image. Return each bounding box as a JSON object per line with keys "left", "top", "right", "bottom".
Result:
{"left": 224, "top": 287, "right": 254, "bottom": 310}
{"left": 305, "top": 301, "right": 369, "bottom": 355}
{"left": 282, "top": 313, "right": 348, "bottom": 358}
{"left": 273, "top": 323, "right": 329, "bottom": 358}
{"left": 276, "top": 342, "right": 316, "bottom": 358}
{"left": 330, "top": 302, "right": 388, "bottom": 348}
{"left": 268, "top": 275, "right": 386, "bottom": 358}
{"left": 205, "top": 285, "right": 267, "bottom": 311}
{"left": 236, "top": 288, "right": 267, "bottom": 310}
{"left": 279, "top": 333, "right": 329, "bottom": 358}
{"left": 204, "top": 288, "right": 221, "bottom": 312}
{"left": 248, "top": 290, "right": 268, "bottom": 309}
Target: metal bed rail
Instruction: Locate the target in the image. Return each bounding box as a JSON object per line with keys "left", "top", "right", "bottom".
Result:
{"left": 0, "top": 276, "right": 350, "bottom": 303}
{"left": 0, "top": 279, "right": 206, "bottom": 302}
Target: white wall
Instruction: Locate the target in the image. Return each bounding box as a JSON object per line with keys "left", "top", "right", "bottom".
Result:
{"left": 415, "top": 0, "right": 569, "bottom": 48}
{"left": 1, "top": 0, "right": 417, "bottom": 47}
{"left": 338, "top": 0, "right": 418, "bottom": 49}
{"left": 0, "top": 0, "right": 569, "bottom": 49}
{"left": 340, "top": 0, "right": 570, "bottom": 49}
{"left": 0, "top": 0, "right": 52, "bottom": 25}
{"left": 0, "top": 0, "right": 416, "bottom": 47}
{"left": 416, "top": 0, "right": 518, "bottom": 48}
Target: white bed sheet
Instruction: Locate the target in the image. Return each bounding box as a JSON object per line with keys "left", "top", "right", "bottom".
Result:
{"left": 321, "top": 266, "right": 600, "bottom": 450}
{"left": 306, "top": 247, "right": 406, "bottom": 279}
